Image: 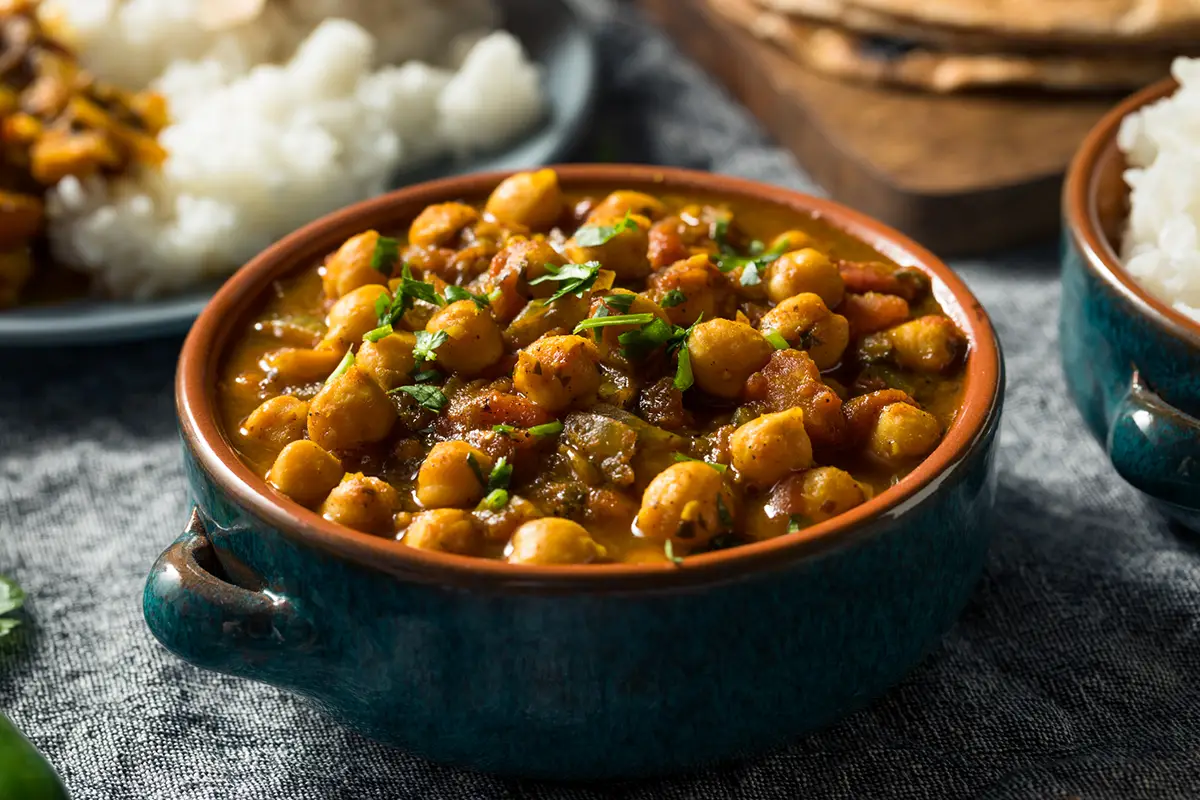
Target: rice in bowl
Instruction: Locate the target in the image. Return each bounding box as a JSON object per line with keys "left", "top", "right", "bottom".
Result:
{"left": 32, "top": 0, "right": 544, "bottom": 299}
{"left": 1119, "top": 57, "right": 1200, "bottom": 324}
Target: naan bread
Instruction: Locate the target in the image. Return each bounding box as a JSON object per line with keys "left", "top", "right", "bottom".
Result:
{"left": 713, "top": 0, "right": 1172, "bottom": 93}
{"left": 760, "top": 0, "right": 1200, "bottom": 47}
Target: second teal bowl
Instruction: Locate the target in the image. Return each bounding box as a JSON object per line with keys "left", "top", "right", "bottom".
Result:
{"left": 1061, "top": 77, "right": 1200, "bottom": 527}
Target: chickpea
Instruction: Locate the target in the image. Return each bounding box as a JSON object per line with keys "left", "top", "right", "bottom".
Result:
{"left": 307, "top": 366, "right": 397, "bottom": 452}
{"left": 416, "top": 440, "right": 492, "bottom": 508}
{"left": 765, "top": 248, "right": 844, "bottom": 308}
{"left": 513, "top": 334, "right": 601, "bottom": 413}
{"left": 408, "top": 202, "right": 479, "bottom": 247}
{"left": 403, "top": 509, "right": 483, "bottom": 556}
{"left": 758, "top": 292, "right": 850, "bottom": 370}
{"left": 635, "top": 461, "right": 736, "bottom": 548}
{"left": 868, "top": 403, "right": 941, "bottom": 462}
{"left": 587, "top": 190, "right": 665, "bottom": 222}
{"left": 318, "top": 284, "right": 391, "bottom": 352}
{"left": 423, "top": 300, "right": 505, "bottom": 377}
{"left": 322, "top": 230, "right": 389, "bottom": 298}
{"left": 240, "top": 395, "right": 308, "bottom": 452}
{"left": 730, "top": 408, "right": 814, "bottom": 487}
{"left": 883, "top": 316, "right": 965, "bottom": 372}
{"left": 645, "top": 254, "right": 724, "bottom": 327}
{"left": 488, "top": 237, "right": 566, "bottom": 300}
{"left": 319, "top": 473, "right": 400, "bottom": 536}
{"left": 687, "top": 318, "right": 774, "bottom": 399}
{"left": 507, "top": 518, "right": 606, "bottom": 565}
{"left": 768, "top": 229, "right": 817, "bottom": 253}
{"left": 261, "top": 348, "right": 345, "bottom": 384}
{"left": 564, "top": 213, "right": 651, "bottom": 281}
{"left": 484, "top": 169, "right": 563, "bottom": 230}
{"left": 588, "top": 290, "right": 668, "bottom": 360}
{"left": 266, "top": 440, "right": 343, "bottom": 508}
{"left": 356, "top": 331, "right": 418, "bottom": 391}
{"left": 772, "top": 467, "right": 869, "bottom": 524}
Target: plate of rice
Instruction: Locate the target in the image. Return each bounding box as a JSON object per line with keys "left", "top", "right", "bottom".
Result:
{"left": 0, "top": 0, "right": 596, "bottom": 346}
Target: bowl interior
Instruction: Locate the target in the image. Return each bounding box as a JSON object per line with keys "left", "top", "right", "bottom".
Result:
{"left": 1069, "top": 77, "right": 1200, "bottom": 348}
{"left": 178, "top": 165, "right": 1002, "bottom": 588}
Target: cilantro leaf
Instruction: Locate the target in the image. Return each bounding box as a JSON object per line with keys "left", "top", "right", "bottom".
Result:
{"left": 529, "top": 261, "right": 602, "bottom": 304}
{"left": 466, "top": 453, "right": 488, "bottom": 486}
{"left": 764, "top": 330, "right": 790, "bottom": 350}
{"left": 673, "top": 344, "right": 693, "bottom": 391}
{"left": 660, "top": 289, "right": 686, "bottom": 308}
{"left": 617, "top": 316, "right": 675, "bottom": 359}
{"left": 413, "top": 329, "right": 448, "bottom": 366}
{"left": 740, "top": 261, "right": 762, "bottom": 286}
{"left": 787, "top": 514, "right": 809, "bottom": 534}
{"left": 370, "top": 235, "right": 400, "bottom": 275}
{"left": 411, "top": 369, "right": 441, "bottom": 383}
{"left": 573, "top": 212, "right": 638, "bottom": 247}
{"left": 492, "top": 423, "right": 517, "bottom": 435}
{"left": 391, "top": 384, "right": 447, "bottom": 412}
{"left": 377, "top": 264, "right": 446, "bottom": 327}
{"left": 672, "top": 452, "right": 728, "bottom": 473}
{"left": 444, "top": 285, "right": 490, "bottom": 309}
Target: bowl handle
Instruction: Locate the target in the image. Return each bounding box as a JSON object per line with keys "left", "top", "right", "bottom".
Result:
{"left": 143, "top": 507, "right": 317, "bottom": 680}
{"left": 1107, "top": 369, "right": 1200, "bottom": 508}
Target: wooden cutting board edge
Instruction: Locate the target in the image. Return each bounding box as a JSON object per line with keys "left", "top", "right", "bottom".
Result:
{"left": 639, "top": 0, "right": 1111, "bottom": 256}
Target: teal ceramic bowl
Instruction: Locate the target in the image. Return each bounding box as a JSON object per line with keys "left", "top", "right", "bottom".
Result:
{"left": 144, "top": 165, "right": 1004, "bottom": 780}
{"left": 1061, "top": 78, "right": 1200, "bottom": 528}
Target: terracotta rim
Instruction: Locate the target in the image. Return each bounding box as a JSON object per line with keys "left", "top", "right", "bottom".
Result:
{"left": 177, "top": 165, "right": 1002, "bottom": 590}
{"left": 1064, "top": 75, "right": 1200, "bottom": 351}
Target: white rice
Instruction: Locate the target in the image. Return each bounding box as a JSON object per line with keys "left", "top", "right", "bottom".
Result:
{"left": 1119, "top": 57, "right": 1200, "bottom": 323}
{"left": 39, "top": 1, "right": 543, "bottom": 298}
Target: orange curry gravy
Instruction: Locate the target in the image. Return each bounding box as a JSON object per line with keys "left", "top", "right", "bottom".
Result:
{"left": 218, "top": 170, "right": 967, "bottom": 566}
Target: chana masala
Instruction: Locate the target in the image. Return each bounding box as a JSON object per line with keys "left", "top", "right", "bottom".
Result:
{"left": 219, "top": 169, "right": 968, "bottom": 566}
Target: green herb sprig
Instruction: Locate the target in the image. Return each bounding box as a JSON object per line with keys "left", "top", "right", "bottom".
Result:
{"left": 390, "top": 384, "right": 447, "bottom": 412}
{"left": 412, "top": 329, "right": 448, "bottom": 367}
{"left": 711, "top": 218, "right": 788, "bottom": 284}
{"left": 529, "top": 261, "right": 602, "bottom": 304}
{"left": 370, "top": 235, "right": 400, "bottom": 275}
{"left": 376, "top": 264, "right": 446, "bottom": 327}
{"left": 444, "top": 285, "right": 490, "bottom": 309}
{"left": 573, "top": 212, "right": 639, "bottom": 247}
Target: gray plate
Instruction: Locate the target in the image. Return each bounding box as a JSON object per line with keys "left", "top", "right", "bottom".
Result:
{"left": 0, "top": 0, "right": 597, "bottom": 348}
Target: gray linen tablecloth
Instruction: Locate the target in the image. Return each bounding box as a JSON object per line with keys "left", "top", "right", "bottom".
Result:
{"left": 2, "top": 2, "right": 1199, "bottom": 798}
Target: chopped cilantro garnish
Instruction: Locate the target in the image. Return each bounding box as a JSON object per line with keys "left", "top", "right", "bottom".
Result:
{"left": 370, "top": 235, "right": 400, "bottom": 275}
{"left": 573, "top": 312, "right": 656, "bottom": 333}
{"left": 492, "top": 423, "right": 517, "bottom": 435}
{"left": 376, "top": 264, "right": 446, "bottom": 327}
{"left": 529, "top": 261, "right": 602, "bottom": 304}
{"left": 710, "top": 217, "right": 788, "bottom": 276}
{"left": 673, "top": 345, "right": 693, "bottom": 391}
{"left": 716, "top": 495, "right": 734, "bottom": 530}
{"left": 660, "top": 289, "right": 686, "bottom": 308}
{"left": 672, "top": 452, "right": 728, "bottom": 473}
{"left": 664, "top": 540, "right": 684, "bottom": 566}
{"left": 479, "top": 488, "right": 509, "bottom": 512}
{"left": 363, "top": 324, "right": 393, "bottom": 343}
{"left": 528, "top": 420, "right": 563, "bottom": 438}
{"left": 411, "top": 369, "right": 441, "bottom": 383}
{"left": 391, "top": 384, "right": 447, "bottom": 412}
{"left": 326, "top": 350, "right": 355, "bottom": 384}
{"left": 617, "top": 316, "right": 675, "bottom": 359}
{"left": 573, "top": 212, "right": 639, "bottom": 247}
{"left": 412, "top": 329, "right": 448, "bottom": 366}
{"left": 764, "top": 330, "right": 790, "bottom": 350}
{"left": 602, "top": 293, "right": 637, "bottom": 313}
{"left": 487, "top": 456, "right": 513, "bottom": 491}
{"left": 787, "top": 514, "right": 809, "bottom": 534}
{"left": 466, "top": 453, "right": 488, "bottom": 486}
{"left": 444, "top": 285, "right": 490, "bottom": 309}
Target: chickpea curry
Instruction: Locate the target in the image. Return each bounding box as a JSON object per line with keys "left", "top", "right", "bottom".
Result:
{"left": 219, "top": 169, "right": 968, "bottom": 566}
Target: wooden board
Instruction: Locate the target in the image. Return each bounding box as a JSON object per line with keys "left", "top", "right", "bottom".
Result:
{"left": 639, "top": 0, "right": 1124, "bottom": 256}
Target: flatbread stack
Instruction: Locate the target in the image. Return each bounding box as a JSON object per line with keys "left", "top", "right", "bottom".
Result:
{"left": 709, "top": 0, "right": 1200, "bottom": 93}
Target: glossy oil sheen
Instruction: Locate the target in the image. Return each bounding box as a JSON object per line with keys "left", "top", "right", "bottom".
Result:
{"left": 146, "top": 403, "right": 999, "bottom": 780}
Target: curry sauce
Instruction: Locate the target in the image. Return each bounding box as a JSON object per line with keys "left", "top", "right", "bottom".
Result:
{"left": 218, "top": 169, "right": 967, "bottom": 565}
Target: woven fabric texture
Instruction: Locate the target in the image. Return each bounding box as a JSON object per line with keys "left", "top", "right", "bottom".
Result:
{"left": 2, "top": 2, "right": 1198, "bottom": 798}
